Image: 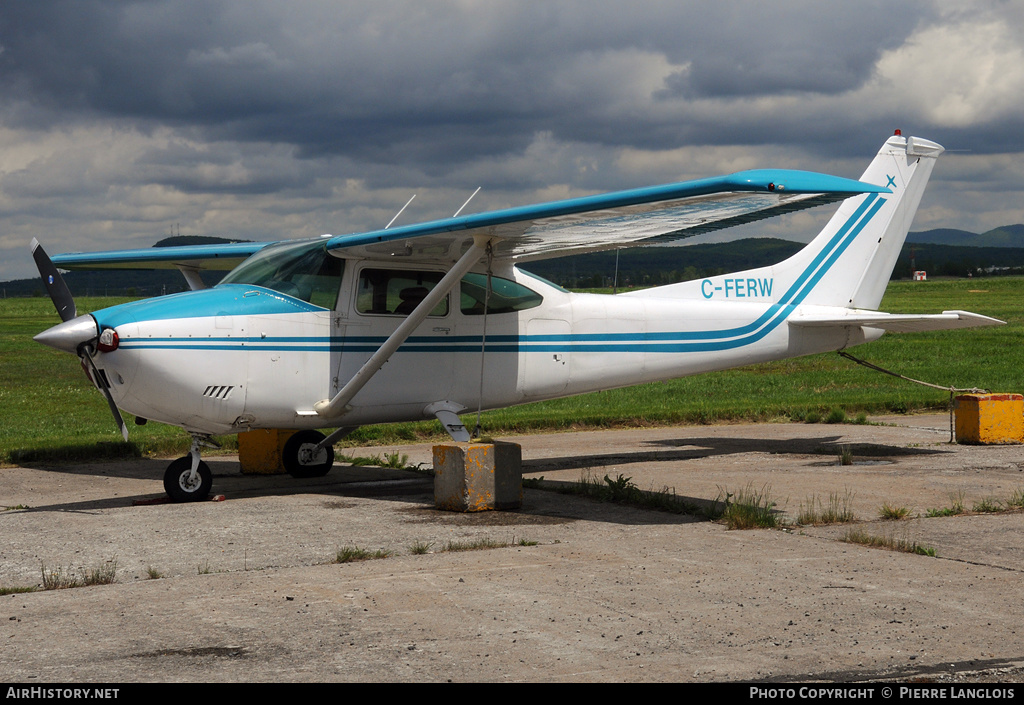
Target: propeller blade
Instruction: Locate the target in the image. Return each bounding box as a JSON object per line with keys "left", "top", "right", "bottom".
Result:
{"left": 80, "top": 349, "right": 130, "bottom": 442}
{"left": 30, "top": 239, "right": 126, "bottom": 441}
{"left": 30, "top": 238, "right": 77, "bottom": 322}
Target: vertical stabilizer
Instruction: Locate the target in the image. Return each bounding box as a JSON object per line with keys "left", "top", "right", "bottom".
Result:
{"left": 637, "top": 134, "right": 943, "bottom": 310}
{"left": 759, "top": 133, "right": 943, "bottom": 310}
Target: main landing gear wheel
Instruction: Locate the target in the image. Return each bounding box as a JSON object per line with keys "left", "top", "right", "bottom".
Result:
{"left": 163, "top": 456, "right": 213, "bottom": 502}
{"left": 283, "top": 430, "right": 335, "bottom": 478}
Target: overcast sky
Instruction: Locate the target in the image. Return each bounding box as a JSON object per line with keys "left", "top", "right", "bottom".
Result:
{"left": 2, "top": 0, "right": 1023, "bottom": 283}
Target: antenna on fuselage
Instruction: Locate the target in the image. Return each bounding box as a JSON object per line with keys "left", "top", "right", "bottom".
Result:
{"left": 385, "top": 194, "right": 416, "bottom": 230}
{"left": 452, "top": 187, "right": 482, "bottom": 218}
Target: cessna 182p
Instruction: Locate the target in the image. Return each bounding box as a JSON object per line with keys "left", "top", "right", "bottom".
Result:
{"left": 31, "top": 132, "right": 1002, "bottom": 501}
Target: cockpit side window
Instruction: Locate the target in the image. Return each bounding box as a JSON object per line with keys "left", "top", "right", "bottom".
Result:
{"left": 219, "top": 240, "right": 344, "bottom": 309}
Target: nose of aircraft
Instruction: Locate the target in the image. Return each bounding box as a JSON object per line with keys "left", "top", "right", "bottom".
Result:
{"left": 33, "top": 313, "right": 99, "bottom": 354}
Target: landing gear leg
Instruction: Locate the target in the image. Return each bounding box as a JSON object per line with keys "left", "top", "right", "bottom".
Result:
{"left": 163, "top": 435, "right": 214, "bottom": 502}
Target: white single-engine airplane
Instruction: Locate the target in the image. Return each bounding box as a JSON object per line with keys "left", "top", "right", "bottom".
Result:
{"left": 31, "top": 132, "right": 1002, "bottom": 501}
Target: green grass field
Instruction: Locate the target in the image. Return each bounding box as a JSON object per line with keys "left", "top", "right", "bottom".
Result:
{"left": 2, "top": 277, "right": 1020, "bottom": 463}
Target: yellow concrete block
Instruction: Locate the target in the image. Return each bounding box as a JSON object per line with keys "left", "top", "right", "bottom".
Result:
{"left": 954, "top": 394, "right": 1024, "bottom": 445}
{"left": 433, "top": 442, "right": 522, "bottom": 512}
{"left": 237, "top": 429, "right": 297, "bottom": 474}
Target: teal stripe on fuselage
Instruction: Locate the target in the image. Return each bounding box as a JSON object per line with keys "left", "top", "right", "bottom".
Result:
{"left": 93, "top": 284, "right": 326, "bottom": 330}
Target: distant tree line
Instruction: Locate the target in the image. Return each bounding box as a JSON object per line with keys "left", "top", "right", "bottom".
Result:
{"left": 6, "top": 238, "right": 1024, "bottom": 299}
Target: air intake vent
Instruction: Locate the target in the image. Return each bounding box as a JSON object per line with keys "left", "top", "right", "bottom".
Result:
{"left": 203, "top": 385, "right": 234, "bottom": 400}
{"left": 95, "top": 368, "right": 111, "bottom": 390}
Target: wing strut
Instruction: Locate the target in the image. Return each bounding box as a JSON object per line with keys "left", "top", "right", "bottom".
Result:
{"left": 312, "top": 235, "right": 492, "bottom": 419}
{"left": 176, "top": 265, "right": 208, "bottom": 291}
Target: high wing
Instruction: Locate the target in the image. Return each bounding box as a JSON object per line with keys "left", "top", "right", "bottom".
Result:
{"left": 327, "top": 169, "right": 889, "bottom": 264}
{"left": 51, "top": 240, "right": 267, "bottom": 271}
{"left": 49, "top": 169, "right": 888, "bottom": 271}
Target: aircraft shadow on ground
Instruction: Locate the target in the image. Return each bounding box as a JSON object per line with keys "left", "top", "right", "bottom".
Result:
{"left": 6, "top": 457, "right": 436, "bottom": 514}
{"left": 521, "top": 434, "right": 947, "bottom": 474}
{"left": 9, "top": 457, "right": 712, "bottom": 527}
{"left": 8, "top": 436, "right": 948, "bottom": 525}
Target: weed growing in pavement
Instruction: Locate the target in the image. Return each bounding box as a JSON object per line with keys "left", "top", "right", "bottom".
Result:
{"left": 442, "top": 538, "right": 508, "bottom": 552}
{"left": 843, "top": 528, "right": 936, "bottom": 557}
{"left": 0, "top": 585, "right": 37, "bottom": 595}
{"left": 972, "top": 497, "right": 1003, "bottom": 513}
{"left": 335, "top": 546, "right": 393, "bottom": 563}
{"left": 926, "top": 490, "right": 967, "bottom": 517}
{"left": 797, "top": 491, "right": 856, "bottom": 525}
{"left": 408, "top": 541, "right": 433, "bottom": 555}
{"left": 716, "top": 483, "right": 779, "bottom": 529}
{"left": 339, "top": 452, "right": 413, "bottom": 469}
{"left": 879, "top": 503, "right": 911, "bottom": 520}
{"left": 41, "top": 558, "right": 117, "bottom": 590}
{"left": 563, "top": 472, "right": 706, "bottom": 516}
{"left": 1007, "top": 489, "right": 1024, "bottom": 509}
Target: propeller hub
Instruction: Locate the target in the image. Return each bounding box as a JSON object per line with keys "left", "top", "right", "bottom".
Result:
{"left": 33, "top": 314, "right": 99, "bottom": 354}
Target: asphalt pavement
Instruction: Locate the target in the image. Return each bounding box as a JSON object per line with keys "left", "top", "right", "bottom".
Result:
{"left": 2, "top": 414, "right": 1023, "bottom": 683}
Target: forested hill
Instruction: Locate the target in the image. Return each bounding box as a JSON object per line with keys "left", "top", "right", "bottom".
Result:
{"left": 521, "top": 239, "right": 803, "bottom": 289}
{"left": 907, "top": 224, "right": 1024, "bottom": 248}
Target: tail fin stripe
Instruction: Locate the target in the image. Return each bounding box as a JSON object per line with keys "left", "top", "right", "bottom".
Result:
{"left": 777, "top": 193, "right": 883, "bottom": 307}
{"left": 785, "top": 195, "right": 887, "bottom": 307}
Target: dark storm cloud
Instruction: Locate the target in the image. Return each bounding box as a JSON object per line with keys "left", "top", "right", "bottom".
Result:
{"left": 2, "top": 1, "right": 1023, "bottom": 283}
{"left": 0, "top": 0, "right": 930, "bottom": 167}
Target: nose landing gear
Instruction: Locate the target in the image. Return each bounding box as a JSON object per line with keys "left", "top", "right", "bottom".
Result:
{"left": 163, "top": 435, "right": 215, "bottom": 502}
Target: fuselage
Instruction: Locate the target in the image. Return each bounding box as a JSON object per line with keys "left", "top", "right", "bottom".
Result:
{"left": 84, "top": 257, "right": 876, "bottom": 435}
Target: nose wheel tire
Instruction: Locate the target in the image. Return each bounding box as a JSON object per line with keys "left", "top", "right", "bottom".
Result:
{"left": 163, "top": 456, "right": 213, "bottom": 502}
{"left": 283, "top": 430, "right": 335, "bottom": 478}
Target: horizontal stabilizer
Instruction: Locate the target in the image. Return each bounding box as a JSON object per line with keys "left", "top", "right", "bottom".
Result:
{"left": 789, "top": 309, "right": 1004, "bottom": 333}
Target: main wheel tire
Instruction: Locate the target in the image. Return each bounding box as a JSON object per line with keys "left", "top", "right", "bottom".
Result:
{"left": 163, "top": 456, "right": 213, "bottom": 502}
{"left": 283, "top": 430, "right": 335, "bottom": 478}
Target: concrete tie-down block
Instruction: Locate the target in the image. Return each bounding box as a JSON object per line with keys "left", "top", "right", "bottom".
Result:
{"left": 954, "top": 394, "right": 1024, "bottom": 445}
{"left": 432, "top": 442, "right": 522, "bottom": 511}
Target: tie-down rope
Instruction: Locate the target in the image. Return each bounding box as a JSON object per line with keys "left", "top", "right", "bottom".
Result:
{"left": 837, "top": 350, "right": 988, "bottom": 442}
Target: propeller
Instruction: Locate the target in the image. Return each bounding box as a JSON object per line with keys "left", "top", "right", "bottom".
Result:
{"left": 30, "top": 238, "right": 77, "bottom": 322}
{"left": 30, "top": 239, "right": 129, "bottom": 441}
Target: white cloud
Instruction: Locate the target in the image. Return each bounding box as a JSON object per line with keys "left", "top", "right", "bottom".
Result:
{"left": 873, "top": 18, "right": 1024, "bottom": 127}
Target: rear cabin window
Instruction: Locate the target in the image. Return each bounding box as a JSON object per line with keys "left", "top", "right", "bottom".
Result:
{"left": 460, "top": 273, "right": 543, "bottom": 315}
{"left": 355, "top": 269, "right": 543, "bottom": 317}
{"left": 356, "top": 269, "right": 449, "bottom": 317}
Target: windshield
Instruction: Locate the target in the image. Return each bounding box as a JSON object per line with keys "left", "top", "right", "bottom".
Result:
{"left": 219, "top": 239, "right": 344, "bottom": 309}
